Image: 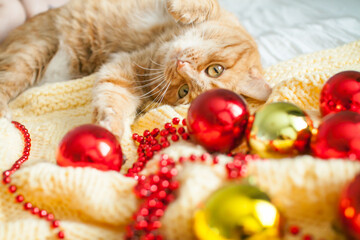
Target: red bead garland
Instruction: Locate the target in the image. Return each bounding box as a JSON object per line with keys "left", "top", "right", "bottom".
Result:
{"left": 125, "top": 118, "right": 256, "bottom": 239}
{"left": 126, "top": 119, "right": 190, "bottom": 179}
{"left": 1, "top": 119, "right": 326, "bottom": 240}
{"left": 1, "top": 122, "right": 64, "bottom": 239}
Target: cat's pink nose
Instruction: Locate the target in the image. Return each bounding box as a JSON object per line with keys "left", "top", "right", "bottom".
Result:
{"left": 177, "top": 60, "right": 188, "bottom": 71}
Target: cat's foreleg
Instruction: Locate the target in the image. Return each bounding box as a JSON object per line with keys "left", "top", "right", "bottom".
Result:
{"left": 166, "top": 0, "right": 220, "bottom": 24}
{"left": 93, "top": 53, "right": 141, "bottom": 140}
{"left": 0, "top": 10, "right": 59, "bottom": 119}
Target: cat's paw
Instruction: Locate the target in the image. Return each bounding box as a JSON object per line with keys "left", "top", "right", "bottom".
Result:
{"left": 93, "top": 107, "right": 124, "bottom": 140}
{"left": 166, "top": 0, "right": 219, "bottom": 24}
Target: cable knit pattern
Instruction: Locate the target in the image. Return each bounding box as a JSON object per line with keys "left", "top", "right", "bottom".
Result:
{"left": 1, "top": 41, "right": 360, "bottom": 240}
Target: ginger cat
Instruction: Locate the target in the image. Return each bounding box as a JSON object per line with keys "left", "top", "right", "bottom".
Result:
{"left": 0, "top": 0, "right": 271, "bottom": 140}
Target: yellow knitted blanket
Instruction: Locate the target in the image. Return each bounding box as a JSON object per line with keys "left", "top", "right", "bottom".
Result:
{"left": 1, "top": 41, "right": 360, "bottom": 240}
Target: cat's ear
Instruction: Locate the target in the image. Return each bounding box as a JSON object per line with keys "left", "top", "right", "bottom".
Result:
{"left": 236, "top": 67, "right": 272, "bottom": 101}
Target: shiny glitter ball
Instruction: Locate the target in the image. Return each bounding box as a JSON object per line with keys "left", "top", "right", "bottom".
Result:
{"left": 311, "top": 111, "right": 360, "bottom": 160}
{"left": 339, "top": 173, "right": 360, "bottom": 240}
{"left": 186, "top": 89, "right": 249, "bottom": 153}
{"left": 57, "top": 124, "right": 123, "bottom": 171}
{"left": 320, "top": 71, "right": 360, "bottom": 116}
{"left": 194, "top": 183, "right": 282, "bottom": 240}
{"left": 247, "top": 102, "right": 313, "bottom": 158}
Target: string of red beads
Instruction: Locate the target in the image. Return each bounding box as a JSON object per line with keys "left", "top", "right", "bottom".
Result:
{"left": 125, "top": 117, "right": 256, "bottom": 239}
{"left": 126, "top": 117, "right": 189, "bottom": 179}
{"left": 1, "top": 119, "right": 319, "bottom": 240}
{"left": 1, "top": 121, "right": 65, "bottom": 239}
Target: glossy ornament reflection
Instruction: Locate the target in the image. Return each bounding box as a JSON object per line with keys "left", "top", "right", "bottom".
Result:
{"left": 339, "top": 173, "right": 360, "bottom": 240}
{"left": 57, "top": 124, "right": 123, "bottom": 171}
{"left": 187, "top": 89, "right": 249, "bottom": 153}
{"left": 194, "top": 183, "right": 282, "bottom": 240}
{"left": 311, "top": 111, "right": 360, "bottom": 160}
{"left": 320, "top": 71, "right": 360, "bottom": 116}
{"left": 247, "top": 102, "right": 313, "bottom": 158}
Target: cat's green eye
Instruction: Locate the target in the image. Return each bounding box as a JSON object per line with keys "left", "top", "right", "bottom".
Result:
{"left": 206, "top": 64, "right": 224, "bottom": 78}
{"left": 178, "top": 84, "right": 189, "bottom": 98}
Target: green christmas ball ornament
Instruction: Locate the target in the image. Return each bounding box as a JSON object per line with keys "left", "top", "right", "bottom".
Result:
{"left": 246, "top": 102, "right": 313, "bottom": 158}
{"left": 194, "top": 182, "right": 283, "bottom": 240}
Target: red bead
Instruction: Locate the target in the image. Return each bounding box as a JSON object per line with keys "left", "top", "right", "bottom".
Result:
{"left": 213, "top": 156, "right": 219, "bottom": 164}
{"left": 169, "top": 181, "right": 179, "bottom": 190}
{"left": 169, "top": 168, "right": 178, "bottom": 177}
{"left": 171, "top": 135, "right": 179, "bottom": 142}
{"left": 52, "top": 220, "right": 60, "bottom": 228}
{"left": 146, "top": 151, "right": 154, "bottom": 158}
{"left": 187, "top": 89, "right": 249, "bottom": 153}
{"left": 16, "top": 195, "right": 24, "bottom": 203}
{"left": 47, "top": 213, "right": 55, "bottom": 221}
{"left": 3, "top": 171, "right": 11, "bottom": 177}
{"left": 200, "top": 154, "right": 208, "bottom": 161}
{"left": 169, "top": 127, "right": 177, "bottom": 134}
{"left": 160, "top": 180, "right": 170, "bottom": 189}
{"left": 161, "top": 142, "right": 170, "bottom": 148}
{"left": 2, "top": 176, "right": 11, "bottom": 184}
{"left": 147, "top": 136, "right": 154, "bottom": 143}
{"left": 303, "top": 235, "right": 312, "bottom": 240}
{"left": 151, "top": 144, "right": 162, "bottom": 152}
{"left": 144, "top": 130, "right": 151, "bottom": 137}
{"left": 154, "top": 209, "right": 164, "bottom": 217}
{"left": 151, "top": 128, "right": 160, "bottom": 137}
{"left": 137, "top": 136, "right": 145, "bottom": 143}
{"left": 181, "top": 133, "right": 190, "bottom": 140}
{"left": 179, "top": 157, "right": 186, "bottom": 163}
{"left": 56, "top": 124, "right": 123, "bottom": 171}
{"left": 320, "top": 71, "right": 360, "bottom": 116}
{"left": 289, "top": 225, "right": 300, "bottom": 235}
{"left": 40, "top": 210, "right": 48, "bottom": 218}
{"left": 8, "top": 185, "right": 17, "bottom": 193}
{"left": 172, "top": 118, "right": 180, "bottom": 125}
{"left": 190, "top": 155, "right": 196, "bottom": 161}
{"left": 178, "top": 127, "right": 185, "bottom": 134}
{"left": 160, "top": 130, "right": 169, "bottom": 137}
{"left": 58, "top": 231, "right": 65, "bottom": 239}
{"left": 182, "top": 119, "right": 187, "bottom": 126}
{"left": 31, "top": 207, "right": 40, "bottom": 215}
{"left": 311, "top": 111, "right": 360, "bottom": 159}
{"left": 24, "top": 202, "right": 32, "bottom": 210}
{"left": 135, "top": 220, "right": 148, "bottom": 230}
{"left": 164, "top": 123, "right": 172, "bottom": 130}
{"left": 132, "top": 133, "right": 139, "bottom": 140}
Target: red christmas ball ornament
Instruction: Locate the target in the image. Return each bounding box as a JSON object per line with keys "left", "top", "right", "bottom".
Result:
{"left": 339, "top": 173, "right": 360, "bottom": 239}
{"left": 320, "top": 71, "right": 360, "bottom": 116}
{"left": 186, "top": 89, "right": 249, "bottom": 153}
{"left": 57, "top": 124, "right": 123, "bottom": 171}
{"left": 311, "top": 111, "right": 360, "bottom": 160}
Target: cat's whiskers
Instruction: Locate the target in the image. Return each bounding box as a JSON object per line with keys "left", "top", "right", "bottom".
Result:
{"left": 150, "top": 58, "right": 165, "bottom": 67}
{"left": 138, "top": 76, "right": 167, "bottom": 99}
{"left": 134, "top": 62, "right": 165, "bottom": 72}
{"left": 136, "top": 78, "right": 171, "bottom": 117}
{"left": 136, "top": 73, "right": 165, "bottom": 84}
{"left": 156, "top": 78, "right": 172, "bottom": 108}
{"left": 136, "top": 71, "right": 164, "bottom": 77}
{"left": 135, "top": 75, "right": 165, "bottom": 90}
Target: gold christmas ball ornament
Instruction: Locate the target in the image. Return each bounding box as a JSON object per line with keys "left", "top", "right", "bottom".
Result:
{"left": 194, "top": 183, "right": 282, "bottom": 240}
{"left": 247, "top": 102, "right": 313, "bottom": 158}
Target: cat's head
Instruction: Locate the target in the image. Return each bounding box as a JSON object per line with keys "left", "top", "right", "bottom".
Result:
{"left": 148, "top": 14, "right": 271, "bottom": 105}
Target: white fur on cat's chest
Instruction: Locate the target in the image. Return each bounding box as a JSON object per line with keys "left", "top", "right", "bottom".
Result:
{"left": 42, "top": 43, "right": 71, "bottom": 83}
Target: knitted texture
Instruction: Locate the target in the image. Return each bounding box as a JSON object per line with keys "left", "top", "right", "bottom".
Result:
{"left": 0, "top": 40, "right": 360, "bottom": 240}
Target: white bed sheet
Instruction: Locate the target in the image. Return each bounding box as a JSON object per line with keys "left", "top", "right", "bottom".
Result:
{"left": 219, "top": 0, "right": 360, "bottom": 67}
